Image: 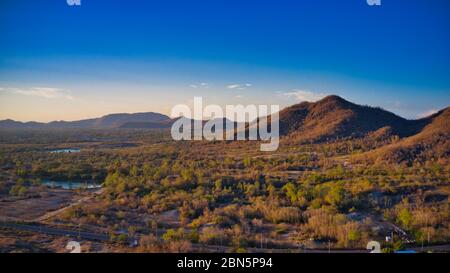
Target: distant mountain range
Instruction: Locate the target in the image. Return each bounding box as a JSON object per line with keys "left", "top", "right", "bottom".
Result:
{"left": 1, "top": 95, "right": 448, "bottom": 142}
{"left": 0, "top": 112, "right": 170, "bottom": 129}
{"left": 1, "top": 95, "right": 448, "bottom": 163}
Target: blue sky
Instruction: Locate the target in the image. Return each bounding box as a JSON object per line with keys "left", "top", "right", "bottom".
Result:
{"left": 0, "top": 0, "right": 449, "bottom": 121}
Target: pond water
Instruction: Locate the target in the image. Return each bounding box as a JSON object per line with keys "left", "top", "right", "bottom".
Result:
{"left": 49, "top": 149, "right": 81, "bottom": 154}
{"left": 42, "top": 180, "right": 101, "bottom": 190}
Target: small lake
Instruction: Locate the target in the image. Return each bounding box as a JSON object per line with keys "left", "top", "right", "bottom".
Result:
{"left": 49, "top": 149, "right": 81, "bottom": 154}
{"left": 42, "top": 180, "right": 101, "bottom": 190}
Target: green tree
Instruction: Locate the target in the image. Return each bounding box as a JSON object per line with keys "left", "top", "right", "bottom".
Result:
{"left": 397, "top": 208, "right": 413, "bottom": 229}
{"left": 282, "top": 183, "right": 297, "bottom": 204}
{"left": 325, "top": 186, "right": 345, "bottom": 208}
{"left": 214, "top": 179, "right": 223, "bottom": 192}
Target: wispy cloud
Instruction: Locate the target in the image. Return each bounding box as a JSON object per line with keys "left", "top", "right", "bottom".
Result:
{"left": 227, "top": 83, "right": 252, "bottom": 90}
{"left": 279, "top": 90, "right": 327, "bottom": 102}
{"left": 189, "top": 82, "right": 209, "bottom": 89}
{"left": 417, "top": 109, "right": 438, "bottom": 118}
{"left": 1, "top": 87, "right": 75, "bottom": 100}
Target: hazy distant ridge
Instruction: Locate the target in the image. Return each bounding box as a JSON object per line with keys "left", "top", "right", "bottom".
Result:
{"left": 0, "top": 112, "right": 170, "bottom": 129}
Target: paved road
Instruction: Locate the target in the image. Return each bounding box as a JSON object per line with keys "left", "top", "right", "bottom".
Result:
{"left": 0, "top": 222, "right": 109, "bottom": 241}
{"left": 1, "top": 222, "right": 449, "bottom": 253}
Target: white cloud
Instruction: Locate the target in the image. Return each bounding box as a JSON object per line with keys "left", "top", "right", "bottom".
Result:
{"left": 417, "top": 109, "right": 438, "bottom": 118}
{"left": 227, "top": 83, "right": 252, "bottom": 90}
{"left": 280, "top": 90, "right": 327, "bottom": 102}
{"left": 0, "top": 87, "right": 75, "bottom": 100}
{"left": 189, "top": 82, "right": 209, "bottom": 89}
